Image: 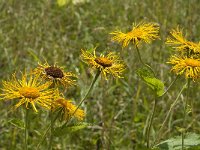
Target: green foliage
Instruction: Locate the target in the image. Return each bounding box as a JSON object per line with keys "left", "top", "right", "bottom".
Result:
{"left": 8, "top": 118, "right": 25, "bottom": 129}
{"left": 137, "top": 67, "right": 164, "bottom": 97}
{"left": 54, "top": 122, "right": 91, "bottom": 137}
{"left": 57, "top": 0, "right": 70, "bottom": 7}
{"left": 155, "top": 133, "right": 200, "bottom": 150}
{"left": 0, "top": 0, "right": 200, "bottom": 149}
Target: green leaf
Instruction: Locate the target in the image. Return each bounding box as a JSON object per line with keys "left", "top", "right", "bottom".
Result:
{"left": 137, "top": 67, "right": 164, "bottom": 97}
{"left": 8, "top": 118, "right": 25, "bottom": 129}
{"left": 136, "top": 66, "right": 155, "bottom": 78}
{"left": 155, "top": 133, "right": 200, "bottom": 150}
{"left": 54, "top": 122, "right": 91, "bottom": 137}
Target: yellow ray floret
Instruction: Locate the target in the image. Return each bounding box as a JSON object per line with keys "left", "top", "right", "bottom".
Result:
{"left": 166, "top": 27, "right": 200, "bottom": 53}
{"left": 33, "top": 62, "right": 77, "bottom": 88}
{"left": 167, "top": 55, "right": 200, "bottom": 81}
{"left": 0, "top": 72, "right": 59, "bottom": 112}
{"left": 110, "top": 22, "right": 160, "bottom": 47}
{"left": 80, "top": 48, "right": 126, "bottom": 79}
{"left": 53, "top": 98, "right": 85, "bottom": 121}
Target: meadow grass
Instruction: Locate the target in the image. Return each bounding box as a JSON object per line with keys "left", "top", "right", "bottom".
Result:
{"left": 0, "top": 0, "right": 200, "bottom": 149}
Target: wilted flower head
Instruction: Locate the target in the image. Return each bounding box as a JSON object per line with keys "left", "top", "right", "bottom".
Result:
{"left": 166, "top": 27, "right": 200, "bottom": 54}
{"left": 110, "top": 22, "right": 160, "bottom": 47}
{"left": 0, "top": 72, "right": 59, "bottom": 112}
{"left": 167, "top": 55, "right": 200, "bottom": 81}
{"left": 80, "top": 48, "right": 126, "bottom": 79}
{"left": 53, "top": 98, "right": 85, "bottom": 121}
{"left": 33, "top": 62, "right": 77, "bottom": 88}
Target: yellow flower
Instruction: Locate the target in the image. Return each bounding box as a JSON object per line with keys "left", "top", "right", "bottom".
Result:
{"left": 0, "top": 72, "right": 59, "bottom": 112}
{"left": 80, "top": 48, "right": 126, "bottom": 79}
{"left": 110, "top": 22, "right": 160, "bottom": 47}
{"left": 168, "top": 55, "right": 200, "bottom": 80}
{"left": 166, "top": 27, "right": 200, "bottom": 53}
{"left": 33, "top": 62, "right": 77, "bottom": 88}
{"left": 53, "top": 98, "right": 85, "bottom": 121}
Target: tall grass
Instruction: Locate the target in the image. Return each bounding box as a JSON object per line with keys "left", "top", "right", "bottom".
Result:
{"left": 0, "top": 0, "right": 200, "bottom": 149}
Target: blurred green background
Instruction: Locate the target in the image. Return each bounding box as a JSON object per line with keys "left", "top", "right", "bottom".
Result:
{"left": 0, "top": 0, "right": 200, "bottom": 149}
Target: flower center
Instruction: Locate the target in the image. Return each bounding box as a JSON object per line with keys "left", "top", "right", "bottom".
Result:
{"left": 45, "top": 67, "right": 64, "bottom": 78}
{"left": 95, "top": 57, "right": 112, "bottom": 67}
{"left": 185, "top": 58, "right": 200, "bottom": 67}
{"left": 19, "top": 87, "right": 40, "bottom": 99}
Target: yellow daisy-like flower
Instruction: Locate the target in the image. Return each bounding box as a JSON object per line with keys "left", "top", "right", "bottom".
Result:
{"left": 0, "top": 72, "right": 59, "bottom": 112}
{"left": 33, "top": 62, "right": 77, "bottom": 88}
{"left": 167, "top": 55, "right": 200, "bottom": 80}
{"left": 53, "top": 98, "right": 85, "bottom": 121}
{"left": 110, "top": 22, "right": 160, "bottom": 47}
{"left": 80, "top": 48, "right": 126, "bottom": 79}
{"left": 166, "top": 27, "right": 200, "bottom": 53}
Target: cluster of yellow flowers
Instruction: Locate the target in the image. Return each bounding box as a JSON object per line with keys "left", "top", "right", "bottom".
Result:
{"left": 166, "top": 27, "right": 200, "bottom": 81}
{"left": 0, "top": 62, "right": 84, "bottom": 121}
{"left": 110, "top": 22, "right": 200, "bottom": 81}
{"left": 0, "top": 48, "right": 126, "bottom": 120}
{"left": 0, "top": 38, "right": 128, "bottom": 127}
{"left": 1, "top": 22, "right": 200, "bottom": 120}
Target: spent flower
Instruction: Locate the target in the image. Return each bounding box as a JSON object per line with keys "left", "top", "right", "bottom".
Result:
{"left": 53, "top": 98, "right": 85, "bottom": 121}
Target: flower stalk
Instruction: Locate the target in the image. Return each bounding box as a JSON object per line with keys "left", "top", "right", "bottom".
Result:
{"left": 62, "top": 70, "right": 101, "bottom": 127}
{"left": 135, "top": 45, "right": 155, "bottom": 76}
{"left": 156, "top": 82, "right": 187, "bottom": 143}
{"left": 24, "top": 108, "right": 29, "bottom": 150}
{"left": 146, "top": 95, "right": 157, "bottom": 148}
{"left": 182, "top": 79, "right": 190, "bottom": 150}
{"left": 37, "top": 108, "right": 63, "bottom": 150}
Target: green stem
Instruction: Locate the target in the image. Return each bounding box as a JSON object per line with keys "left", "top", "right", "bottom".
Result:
{"left": 48, "top": 82, "right": 56, "bottom": 150}
{"left": 48, "top": 110, "right": 53, "bottom": 150}
{"left": 182, "top": 79, "right": 190, "bottom": 150}
{"left": 161, "top": 76, "right": 179, "bottom": 97}
{"left": 75, "top": 70, "right": 101, "bottom": 113}
{"left": 37, "top": 71, "right": 100, "bottom": 148}
{"left": 156, "top": 82, "right": 187, "bottom": 143}
{"left": 37, "top": 71, "right": 101, "bottom": 150}
{"left": 36, "top": 108, "right": 62, "bottom": 150}
{"left": 62, "top": 70, "right": 101, "bottom": 127}
{"left": 24, "top": 108, "right": 29, "bottom": 150}
{"left": 135, "top": 45, "right": 155, "bottom": 76}
{"left": 146, "top": 95, "right": 157, "bottom": 148}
